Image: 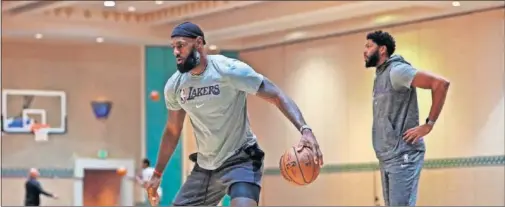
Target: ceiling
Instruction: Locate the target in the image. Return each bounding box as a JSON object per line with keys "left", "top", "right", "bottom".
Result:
{"left": 2, "top": 1, "right": 504, "bottom": 50}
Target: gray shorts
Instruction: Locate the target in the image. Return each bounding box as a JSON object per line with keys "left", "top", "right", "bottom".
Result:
{"left": 173, "top": 144, "right": 265, "bottom": 206}
{"left": 379, "top": 150, "right": 425, "bottom": 206}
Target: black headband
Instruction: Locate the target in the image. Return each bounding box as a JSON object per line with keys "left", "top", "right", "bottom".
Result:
{"left": 171, "top": 22, "right": 206, "bottom": 45}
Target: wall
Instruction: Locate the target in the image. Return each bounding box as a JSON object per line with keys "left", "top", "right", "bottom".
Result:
{"left": 1, "top": 40, "right": 142, "bottom": 205}
{"left": 239, "top": 9, "right": 504, "bottom": 205}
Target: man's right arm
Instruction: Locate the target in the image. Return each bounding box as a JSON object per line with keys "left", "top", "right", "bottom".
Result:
{"left": 135, "top": 172, "right": 144, "bottom": 185}
{"left": 155, "top": 109, "right": 186, "bottom": 176}
{"left": 153, "top": 109, "right": 186, "bottom": 176}
{"left": 152, "top": 77, "right": 187, "bottom": 177}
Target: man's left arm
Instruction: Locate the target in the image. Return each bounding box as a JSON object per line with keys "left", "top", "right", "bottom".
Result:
{"left": 32, "top": 181, "right": 56, "bottom": 198}
{"left": 225, "top": 59, "right": 323, "bottom": 166}
{"left": 390, "top": 64, "right": 451, "bottom": 143}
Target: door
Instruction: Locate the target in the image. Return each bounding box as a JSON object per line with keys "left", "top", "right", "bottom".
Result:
{"left": 83, "top": 169, "right": 122, "bottom": 206}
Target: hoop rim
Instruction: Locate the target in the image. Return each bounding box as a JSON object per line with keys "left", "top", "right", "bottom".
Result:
{"left": 31, "top": 123, "right": 50, "bottom": 142}
{"left": 31, "top": 123, "right": 50, "bottom": 132}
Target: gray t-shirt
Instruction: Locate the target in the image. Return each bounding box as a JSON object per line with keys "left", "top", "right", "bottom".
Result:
{"left": 164, "top": 55, "right": 264, "bottom": 170}
{"left": 372, "top": 54, "right": 425, "bottom": 161}
{"left": 390, "top": 63, "right": 417, "bottom": 91}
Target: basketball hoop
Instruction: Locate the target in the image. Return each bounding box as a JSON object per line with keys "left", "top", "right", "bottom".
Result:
{"left": 31, "top": 123, "right": 50, "bottom": 142}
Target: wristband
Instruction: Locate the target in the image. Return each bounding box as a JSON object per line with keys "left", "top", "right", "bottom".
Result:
{"left": 153, "top": 170, "right": 162, "bottom": 177}
{"left": 425, "top": 118, "right": 435, "bottom": 126}
{"left": 299, "top": 125, "right": 312, "bottom": 134}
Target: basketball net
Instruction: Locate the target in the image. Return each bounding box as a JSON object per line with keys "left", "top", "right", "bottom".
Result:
{"left": 31, "top": 123, "right": 50, "bottom": 142}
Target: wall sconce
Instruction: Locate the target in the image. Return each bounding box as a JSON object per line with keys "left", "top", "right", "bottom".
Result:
{"left": 91, "top": 99, "right": 113, "bottom": 120}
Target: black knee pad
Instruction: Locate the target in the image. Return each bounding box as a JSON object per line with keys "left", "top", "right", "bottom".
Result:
{"left": 228, "top": 182, "right": 261, "bottom": 203}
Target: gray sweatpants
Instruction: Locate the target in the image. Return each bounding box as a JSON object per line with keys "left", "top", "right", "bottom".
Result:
{"left": 173, "top": 144, "right": 264, "bottom": 206}
{"left": 379, "top": 150, "right": 425, "bottom": 206}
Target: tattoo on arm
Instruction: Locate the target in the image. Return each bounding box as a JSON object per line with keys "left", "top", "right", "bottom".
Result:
{"left": 255, "top": 78, "right": 307, "bottom": 131}
{"left": 154, "top": 110, "right": 186, "bottom": 174}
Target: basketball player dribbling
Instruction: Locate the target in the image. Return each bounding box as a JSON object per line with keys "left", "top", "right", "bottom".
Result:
{"left": 145, "top": 22, "right": 324, "bottom": 207}
{"left": 364, "top": 30, "right": 450, "bottom": 206}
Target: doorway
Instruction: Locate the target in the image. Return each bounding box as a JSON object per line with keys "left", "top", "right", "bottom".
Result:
{"left": 73, "top": 158, "right": 135, "bottom": 206}
{"left": 83, "top": 169, "right": 122, "bottom": 206}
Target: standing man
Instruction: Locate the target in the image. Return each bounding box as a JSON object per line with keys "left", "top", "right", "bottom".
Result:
{"left": 145, "top": 22, "right": 323, "bottom": 207}
{"left": 364, "top": 30, "right": 450, "bottom": 206}
{"left": 136, "top": 158, "right": 162, "bottom": 204}
{"left": 24, "top": 168, "right": 58, "bottom": 206}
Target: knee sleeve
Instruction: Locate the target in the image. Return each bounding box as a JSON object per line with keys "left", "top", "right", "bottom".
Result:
{"left": 228, "top": 182, "right": 261, "bottom": 203}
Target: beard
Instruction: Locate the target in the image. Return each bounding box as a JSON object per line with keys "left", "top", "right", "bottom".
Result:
{"left": 365, "top": 49, "right": 380, "bottom": 68}
{"left": 177, "top": 46, "right": 201, "bottom": 73}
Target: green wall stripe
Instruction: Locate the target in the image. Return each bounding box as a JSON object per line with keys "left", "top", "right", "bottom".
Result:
{"left": 264, "top": 155, "right": 505, "bottom": 175}
{"left": 2, "top": 155, "right": 502, "bottom": 178}
{"left": 145, "top": 46, "right": 182, "bottom": 206}
{"left": 1, "top": 168, "right": 74, "bottom": 178}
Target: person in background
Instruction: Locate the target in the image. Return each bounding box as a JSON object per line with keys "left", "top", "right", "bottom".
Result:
{"left": 24, "top": 168, "right": 58, "bottom": 206}
{"left": 364, "top": 30, "right": 450, "bottom": 206}
{"left": 136, "top": 158, "right": 163, "bottom": 203}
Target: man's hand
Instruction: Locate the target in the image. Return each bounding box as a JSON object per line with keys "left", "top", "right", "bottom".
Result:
{"left": 52, "top": 194, "right": 58, "bottom": 199}
{"left": 145, "top": 175, "right": 161, "bottom": 206}
{"left": 403, "top": 124, "right": 433, "bottom": 144}
{"left": 254, "top": 78, "right": 323, "bottom": 166}
{"left": 296, "top": 130, "right": 324, "bottom": 167}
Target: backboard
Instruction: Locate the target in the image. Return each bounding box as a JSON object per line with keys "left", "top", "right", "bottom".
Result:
{"left": 1, "top": 89, "right": 67, "bottom": 134}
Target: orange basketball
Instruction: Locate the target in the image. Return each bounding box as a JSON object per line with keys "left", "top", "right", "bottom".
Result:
{"left": 150, "top": 91, "right": 160, "bottom": 101}
{"left": 116, "top": 167, "right": 127, "bottom": 176}
{"left": 279, "top": 146, "right": 320, "bottom": 186}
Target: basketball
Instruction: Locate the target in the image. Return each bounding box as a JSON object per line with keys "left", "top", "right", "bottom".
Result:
{"left": 279, "top": 146, "right": 320, "bottom": 186}
{"left": 150, "top": 91, "right": 160, "bottom": 101}
{"left": 116, "top": 167, "right": 127, "bottom": 176}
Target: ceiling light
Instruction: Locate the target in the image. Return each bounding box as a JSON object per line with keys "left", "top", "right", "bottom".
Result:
{"left": 103, "top": 1, "right": 115, "bottom": 7}
{"left": 155, "top": 1, "right": 163, "bottom": 5}
{"left": 452, "top": 1, "right": 460, "bottom": 7}
{"left": 96, "top": 37, "right": 104, "bottom": 43}
{"left": 128, "top": 6, "right": 136, "bottom": 12}
{"left": 34, "top": 33, "right": 43, "bottom": 39}
{"left": 374, "top": 15, "right": 397, "bottom": 24}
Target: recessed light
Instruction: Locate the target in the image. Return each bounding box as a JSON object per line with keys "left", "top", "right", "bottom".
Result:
{"left": 155, "top": 1, "right": 163, "bottom": 5}
{"left": 452, "top": 1, "right": 460, "bottom": 7}
{"left": 96, "top": 37, "right": 104, "bottom": 43}
{"left": 285, "top": 31, "right": 306, "bottom": 41}
{"left": 374, "top": 15, "right": 397, "bottom": 24}
{"left": 35, "top": 33, "right": 43, "bottom": 39}
{"left": 128, "top": 6, "right": 136, "bottom": 12}
{"left": 103, "top": 1, "right": 115, "bottom": 7}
